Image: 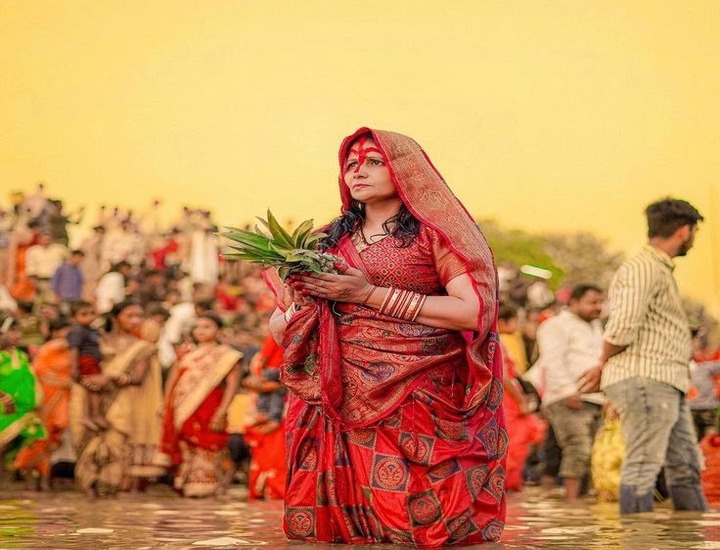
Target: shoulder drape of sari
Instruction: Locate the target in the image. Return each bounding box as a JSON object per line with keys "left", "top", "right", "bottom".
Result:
{"left": 161, "top": 344, "right": 241, "bottom": 480}
{"left": 169, "top": 344, "right": 242, "bottom": 431}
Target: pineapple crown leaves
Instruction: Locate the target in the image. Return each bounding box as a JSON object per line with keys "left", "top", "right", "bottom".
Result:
{"left": 221, "top": 210, "right": 339, "bottom": 279}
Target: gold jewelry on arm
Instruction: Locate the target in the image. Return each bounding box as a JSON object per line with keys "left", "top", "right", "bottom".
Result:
{"left": 378, "top": 286, "right": 396, "bottom": 314}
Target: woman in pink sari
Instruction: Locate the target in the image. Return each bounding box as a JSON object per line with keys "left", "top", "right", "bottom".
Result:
{"left": 269, "top": 128, "right": 506, "bottom": 546}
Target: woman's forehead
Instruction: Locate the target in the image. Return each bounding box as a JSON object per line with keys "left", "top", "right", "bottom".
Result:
{"left": 347, "top": 136, "right": 377, "bottom": 156}
{"left": 345, "top": 136, "right": 385, "bottom": 162}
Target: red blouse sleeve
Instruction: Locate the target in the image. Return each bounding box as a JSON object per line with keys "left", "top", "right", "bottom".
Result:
{"left": 425, "top": 227, "right": 468, "bottom": 287}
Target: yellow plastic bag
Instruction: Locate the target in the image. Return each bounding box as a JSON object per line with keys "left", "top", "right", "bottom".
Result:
{"left": 591, "top": 418, "right": 624, "bottom": 502}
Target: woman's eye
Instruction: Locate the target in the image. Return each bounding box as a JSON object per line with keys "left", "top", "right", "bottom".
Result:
{"left": 346, "top": 161, "right": 357, "bottom": 170}
{"left": 368, "top": 158, "right": 383, "bottom": 166}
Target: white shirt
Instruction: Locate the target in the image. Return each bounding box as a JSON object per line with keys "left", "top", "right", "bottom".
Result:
{"left": 533, "top": 309, "right": 605, "bottom": 406}
{"left": 95, "top": 272, "right": 125, "bottom": 314}
{"left": 156, "top": 302, "right": 197, "bottom": 369}
{"left": 25, "top": 244, "right": 67, "bottom": 278}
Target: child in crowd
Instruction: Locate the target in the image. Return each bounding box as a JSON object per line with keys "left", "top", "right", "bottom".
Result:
{"left": 245, "top": 334, "right": 286, "bottom": 434}
{"left": 68, "top": 300, "right": 106, "bottom": 430}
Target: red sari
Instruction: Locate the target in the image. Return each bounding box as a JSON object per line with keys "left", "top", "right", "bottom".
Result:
{"left": 276, "top": 128, "right": 506, "bottom": 547}
{"left": 161, "top": 343, "right": 242, "bottom": 497}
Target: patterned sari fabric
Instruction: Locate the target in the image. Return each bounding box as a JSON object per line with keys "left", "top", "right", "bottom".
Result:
{"left": 75, "top": 338, "right": 165, "bottom": 495}
{"left": 0, "top": 349, "right": 46, "bottom": 469}
{"left": 14, "top": 339, "right": 72, "bottom": 477}
{"left": 161, "top": 344, "right": 242, "bottom": 497}
{"left": 277, "top": 128, "right": 506, "bottom": 547}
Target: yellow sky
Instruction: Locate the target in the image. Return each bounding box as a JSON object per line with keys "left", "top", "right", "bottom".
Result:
{"left": 2, "top": 1, "right": 719, "bottom": 312}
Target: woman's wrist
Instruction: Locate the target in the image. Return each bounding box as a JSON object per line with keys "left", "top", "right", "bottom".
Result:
{"left": 358, "top": 285, "right": 379, "bottom": 305}
{"left": 378, "top": 287, "right": 427, "bottom": 322}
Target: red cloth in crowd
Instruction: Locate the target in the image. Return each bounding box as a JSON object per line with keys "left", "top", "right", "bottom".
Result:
{"left": 150, "top": 239, "right": 179, "bottom": 270}
{"left": 78, "top": 356, "right": 101, "bottom": 377}
{"left": 500, "top": 343, "right": 544, "bottom": 491}
{"left": 245, "top": 421, "right": 286, "bottom": 500}
{"left": 259, "top": 334, "right": 284, "bottom": 369}
{"left": 701, "top": 433, "right": 720, "bottom": 505}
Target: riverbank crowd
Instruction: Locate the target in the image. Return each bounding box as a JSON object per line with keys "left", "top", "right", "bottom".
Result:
{"left": 1, "top": 185, "right": 719, "bottom": 512}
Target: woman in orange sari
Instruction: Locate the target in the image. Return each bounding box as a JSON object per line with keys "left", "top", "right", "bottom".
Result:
{"left": 269, "top": 128, "right": 505, "bottom": 547}
{"left": 15, "top": 318, "right": 73, "bottom": 489}
{"left": 161, "top": 312, "right": 242, "bottom": 497}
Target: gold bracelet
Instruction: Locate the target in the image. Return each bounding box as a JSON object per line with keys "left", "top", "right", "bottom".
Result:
{"left": 384, "top": 288, "right": 403, "bottom": 316}
{"left": 379, "top": 286, "right": 396, "bottom": 314}
{"left": 396, "top": 291, "right": 417, "bottom": 320}
{"left": 409, "top": 294, "right": 427, "bottom": 322}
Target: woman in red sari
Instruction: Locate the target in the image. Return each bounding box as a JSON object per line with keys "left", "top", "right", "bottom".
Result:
{"left": 161, "top": 312, "right": 242, "bottom": 497}
{"left": 269, "top": 128, "right": 506, "bottom": 547}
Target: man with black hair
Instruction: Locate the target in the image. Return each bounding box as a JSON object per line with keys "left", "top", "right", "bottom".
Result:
{"left": 579, "top": 197, "right": 707, "bottom": 514}
{"left": 51, "top": 250, "right": 85, "bottom": 310}
{"left": 534, "top": 283, "right": 605, "bottom": 501}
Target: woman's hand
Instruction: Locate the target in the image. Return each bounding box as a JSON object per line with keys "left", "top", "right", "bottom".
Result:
{"left": 209, "top": 410, "right": 227, "bottom": 432}
{"left": 283, "top": 281, "right": 315, "bottom": 308}
{"left": 293, "top": 262, "right": 373, "bottom": 303}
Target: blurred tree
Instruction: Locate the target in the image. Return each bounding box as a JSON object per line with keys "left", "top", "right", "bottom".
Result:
{"left": 478, "top": 219, "right": 564, "bottom": 287}
{"left": 544, "top": 232, "right": 625, "bottom": 290}
{"left": 478, "top": 220, "right": 624, "bottom": 291}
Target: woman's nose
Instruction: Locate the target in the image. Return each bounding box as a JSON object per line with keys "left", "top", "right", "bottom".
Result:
{"left": 352, "top": 163, "right": 367, "bottom": 177}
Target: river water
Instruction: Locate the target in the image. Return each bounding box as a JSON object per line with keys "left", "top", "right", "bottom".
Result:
{"left": 1, "top": 483, "right": 718, "bottom": 549}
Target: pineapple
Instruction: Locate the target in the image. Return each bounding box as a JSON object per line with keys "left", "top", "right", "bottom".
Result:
{"left": 222, "top": 210, "right": 340, "bottom": 280}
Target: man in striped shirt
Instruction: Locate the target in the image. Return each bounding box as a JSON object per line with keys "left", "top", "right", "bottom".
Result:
{"left": 578, "top": 198, "right": 706, "bottom": 514}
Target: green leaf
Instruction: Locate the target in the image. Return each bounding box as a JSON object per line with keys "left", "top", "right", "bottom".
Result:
{"left": 291, "top": 218, "right": 314, "bottom": 246}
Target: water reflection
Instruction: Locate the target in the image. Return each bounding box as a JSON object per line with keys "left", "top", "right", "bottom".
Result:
{"left": 0, "top": 484, "right": 716, "bottom": 549}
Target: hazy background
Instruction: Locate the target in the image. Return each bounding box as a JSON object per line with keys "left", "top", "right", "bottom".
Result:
{"left": 2, "top": 1, "right": 718, "bottom": 312}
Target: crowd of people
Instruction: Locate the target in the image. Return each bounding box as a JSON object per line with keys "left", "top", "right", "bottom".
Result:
{"left": 1, "top": 147, "right": 719, "bottom": 546}
{"left": 0, "top": 183, "right": 286, "bottom": 500}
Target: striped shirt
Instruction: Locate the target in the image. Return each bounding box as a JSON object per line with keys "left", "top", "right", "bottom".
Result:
{"left": 601, "top": 245, "right": 692, "bottom": 393}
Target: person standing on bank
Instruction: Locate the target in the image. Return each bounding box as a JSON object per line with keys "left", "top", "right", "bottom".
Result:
{"left": 578, "top": 198, "right": 707, "bottom": 514}
{"left": 268, "top": 128, "right": 505, "bottom": 546}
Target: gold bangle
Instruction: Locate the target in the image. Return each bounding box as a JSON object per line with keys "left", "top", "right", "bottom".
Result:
{"left": 398, "top": 292, "right": 419, "bottom": 320}
{"left": 388, "top": 290, "right": 407, "bottom": 317}
{"left": 379, "top": 286, "right": 395, "bottom": 314}
{"left": 409, "top": 294, "right": 427, "bottom": 322}
{"left": 384, "top": 288, "right": 403, "bottom": 316}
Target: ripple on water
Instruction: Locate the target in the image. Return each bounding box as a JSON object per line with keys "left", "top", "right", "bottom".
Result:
{"left": 1, "top": 484, "right": 719, "bottom": 549}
